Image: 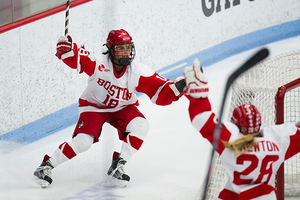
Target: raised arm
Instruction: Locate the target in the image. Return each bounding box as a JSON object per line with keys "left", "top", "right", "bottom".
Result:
{"left": 136, "top": 72, "right": 187, "bottom": 105}
{"left": 55, "top": 35, "right": 96, "bottom": 76}
{"left": 184, "top": 59, "right": 232, "bottom": 154}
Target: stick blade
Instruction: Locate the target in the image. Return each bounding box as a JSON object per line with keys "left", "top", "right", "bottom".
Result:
{"left": 228, "top": 48, "right": 269, "bottom": 85}
{"left": 221, "top": 48, "right": 269, "bottom": 126}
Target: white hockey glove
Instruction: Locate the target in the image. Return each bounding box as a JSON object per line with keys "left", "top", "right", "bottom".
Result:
{"left": 55, "top": 35, "right": 74, "bottom": 60}
{"left": 184, "top": 58, "right": 209, "bottom": 98}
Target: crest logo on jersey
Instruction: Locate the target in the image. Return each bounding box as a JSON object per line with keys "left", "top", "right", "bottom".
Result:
{"left": 98, "top": 64, "right": 110, "bottom": 72}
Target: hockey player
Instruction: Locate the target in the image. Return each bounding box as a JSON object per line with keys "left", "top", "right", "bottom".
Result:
{"left": 33, "top": 29, "right": 187, "bottom": 188}
{"left": 184, "top": 59, "right": 300, "bottom": 200}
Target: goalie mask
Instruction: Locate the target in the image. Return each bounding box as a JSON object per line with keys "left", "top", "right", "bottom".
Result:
{"left": 105, "top": 29, "right": 136, "bottom": 66}
{"left": 231, "top": 104, "right": 261, "bottom": 135}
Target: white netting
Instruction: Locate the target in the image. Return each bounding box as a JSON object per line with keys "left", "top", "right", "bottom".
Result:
{"left": 196, "top": 50, "right": 300, "bottom": 200}
{"left": 283, "top": 88, "right": 300, "bottom": 197}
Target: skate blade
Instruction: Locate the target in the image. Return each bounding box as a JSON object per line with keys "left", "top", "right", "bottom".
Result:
{"left": 103, "top": 176, "right": 128, "bottom": 188}
{"left": 33, "top": 176, "right": 50, "bottom": 188}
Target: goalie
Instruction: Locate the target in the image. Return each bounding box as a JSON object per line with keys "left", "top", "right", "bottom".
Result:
{"left": 184, "top": 59, "right": 300, "bottom": 200}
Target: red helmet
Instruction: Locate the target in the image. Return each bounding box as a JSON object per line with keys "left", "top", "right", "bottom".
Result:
{"left": 106, "top": 29, "right": 133, "bottom": 48}
{"left": 232, "top": 104, "right": 261, "bottom": 135}
{"left": 105, "top": 29, "right": 135, "bottom": 66}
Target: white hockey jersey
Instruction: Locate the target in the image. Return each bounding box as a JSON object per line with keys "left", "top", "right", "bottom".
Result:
{"left": 187, "top": 96, "right": 300, "bottom": 200}
{"left": 62, "top": 43, "right": 183, "bottom": 113}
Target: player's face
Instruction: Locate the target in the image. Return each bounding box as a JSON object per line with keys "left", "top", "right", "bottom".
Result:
{"left": 114, "top": 43, "right": 132, "bottom": 59}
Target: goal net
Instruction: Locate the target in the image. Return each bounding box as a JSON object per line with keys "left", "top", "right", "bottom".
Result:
{"left": 195, "top": 49, "right": 300, "bottom": 200}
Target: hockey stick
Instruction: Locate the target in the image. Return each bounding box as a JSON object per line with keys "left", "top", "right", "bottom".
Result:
{"left": 65, "top": 0, "right": 70, "bottom": 36}
{"left": 201, "top": 48, "right": 269, "bottom": 200}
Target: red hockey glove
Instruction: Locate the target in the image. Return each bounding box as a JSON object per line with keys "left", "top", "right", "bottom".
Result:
{"left": 55, "top": 35, "right": 74, "bottom": 60}
{"left": 184, "top": 58, "right": 209, "bottom": 98}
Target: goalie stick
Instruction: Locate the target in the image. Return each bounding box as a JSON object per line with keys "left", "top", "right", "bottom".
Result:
{"left": 201, "top": 48, "right": 269, "bottom": 200}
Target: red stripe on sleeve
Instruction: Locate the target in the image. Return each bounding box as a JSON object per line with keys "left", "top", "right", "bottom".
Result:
{"left": 186, "top": 96, "right": 212, "bottom": 121}
{"left": 136, "top": 73, "right": 178, "bottom": 105}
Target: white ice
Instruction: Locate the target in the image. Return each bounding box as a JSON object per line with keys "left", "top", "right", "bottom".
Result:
{"left": 1, "top": 36, "right": 300, "bottom": 200}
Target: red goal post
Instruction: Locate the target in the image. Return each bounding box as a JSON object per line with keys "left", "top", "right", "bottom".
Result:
{"left": 275, "top": 77, "right": 300, "bottom": 200}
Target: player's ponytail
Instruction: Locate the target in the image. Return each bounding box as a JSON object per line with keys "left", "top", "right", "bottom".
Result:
{"left": 222, "top": 132, "right": 260, "bottom": 155}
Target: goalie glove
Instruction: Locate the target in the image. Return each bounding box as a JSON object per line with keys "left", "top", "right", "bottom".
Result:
{"left": 55, "top": 35, "right": 74, "bottom": 60}
{"left": 184, "top": 58, "right": 209, "bottom": 98}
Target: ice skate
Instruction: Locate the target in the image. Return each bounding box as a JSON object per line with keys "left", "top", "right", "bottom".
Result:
{"left": 33, "top": 155, "right": 54, "bottom": 188}
{"left": 103, "top": 151, "right": 130, "bottom": 188}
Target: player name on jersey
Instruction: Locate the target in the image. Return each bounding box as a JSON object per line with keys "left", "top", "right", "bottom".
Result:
{"left": 245, "top": 140, "right": 280, "bottom": 153}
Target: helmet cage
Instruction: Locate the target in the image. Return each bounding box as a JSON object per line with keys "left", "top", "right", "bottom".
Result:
{"left": 107, "top": 43, "right": 135, "bottom": 66}
{"left": 105, "top": 29, "right": 135, "bottom": 66}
